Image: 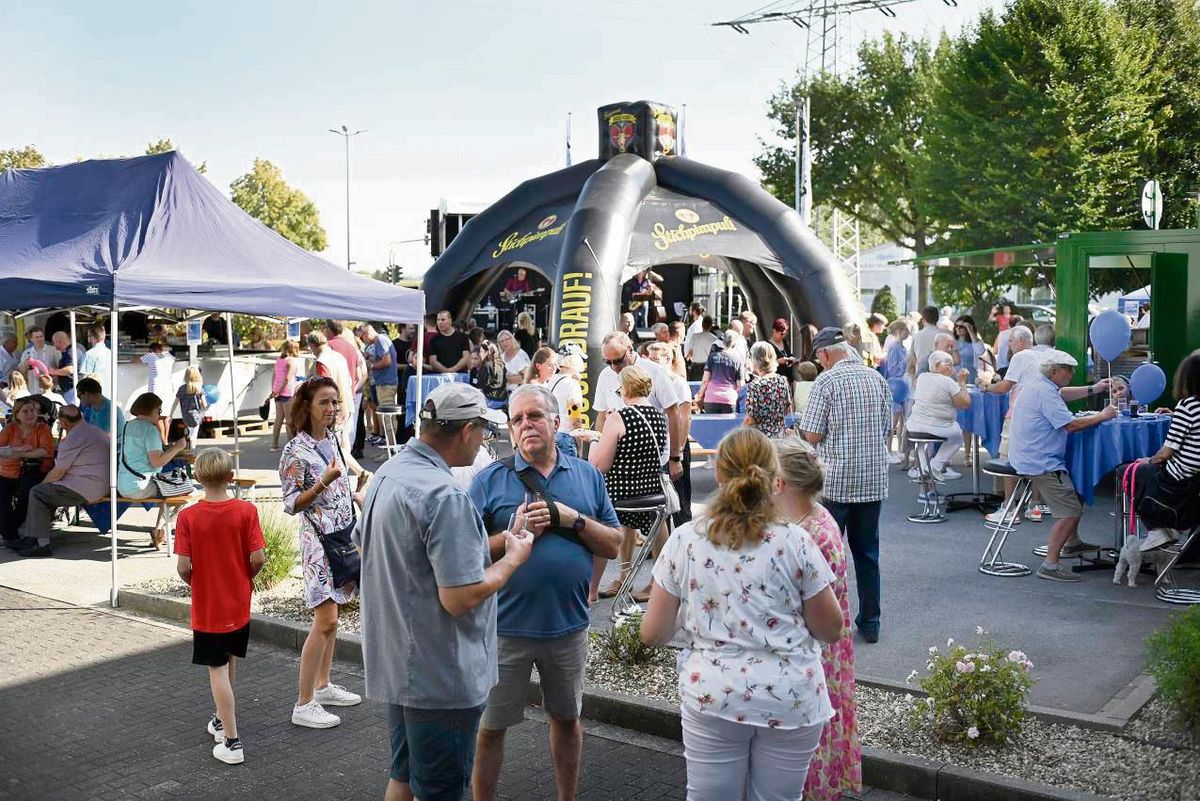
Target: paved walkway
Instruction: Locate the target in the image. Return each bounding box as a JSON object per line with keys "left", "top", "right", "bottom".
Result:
{"left": 0, "top": 586, "right": 910, "bottom": 801}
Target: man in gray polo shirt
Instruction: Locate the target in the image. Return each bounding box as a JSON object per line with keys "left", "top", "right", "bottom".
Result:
{"left": 355, "top": 383, "right": 532, "bottom": 801}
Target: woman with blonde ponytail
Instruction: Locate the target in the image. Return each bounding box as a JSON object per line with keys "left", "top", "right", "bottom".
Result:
{"left": 641, "top": 427, "right": 844, "bottom": 801}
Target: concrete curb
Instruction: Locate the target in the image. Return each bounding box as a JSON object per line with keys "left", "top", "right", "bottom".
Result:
{"left": 119, "top": 590, "right": 1112, "bottom": 801}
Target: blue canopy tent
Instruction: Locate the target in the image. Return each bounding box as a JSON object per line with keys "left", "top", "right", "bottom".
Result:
{"left": 0, "top": 152, "right": 426, "bottom": 605}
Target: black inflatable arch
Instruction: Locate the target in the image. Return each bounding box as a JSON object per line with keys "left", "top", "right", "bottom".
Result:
{"left": 423, "top": 149, "right": 862, "bottom": 419}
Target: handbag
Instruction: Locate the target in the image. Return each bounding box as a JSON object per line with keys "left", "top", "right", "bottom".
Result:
{"left": 259, "top": 399, "right": 271, "bottom": 421}
{"left": 121, "top": 425, "right": 195, "bottom": 498}
{"left": 628, "top": 405, "right": 682, "bottom": 516}
{"left": 305, "top": 435, "right": 361, "bottom": 589}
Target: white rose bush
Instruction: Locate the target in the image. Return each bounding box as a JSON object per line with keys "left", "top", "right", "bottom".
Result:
{"left": 907, "top": 627, "right": 1035, "bottom": 747}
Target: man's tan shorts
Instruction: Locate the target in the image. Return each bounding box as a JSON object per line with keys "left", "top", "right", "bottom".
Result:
{"left": 480, "top": 630, "right": 588, "bottom": 730}
{"left": 375, "top": 384, "right": 398, "bottom": 407}
{"left": 1029, "top": 471, "right": 1082, "bottom": 519}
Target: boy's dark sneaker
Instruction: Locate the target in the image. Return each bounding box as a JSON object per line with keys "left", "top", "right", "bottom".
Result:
{"left": 207, "top": 715, "right": 224, "bottom": 743}
{"left": 16, "top": 543, "right": 52, "bottom": 558}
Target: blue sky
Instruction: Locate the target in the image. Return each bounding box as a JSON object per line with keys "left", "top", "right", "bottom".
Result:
{"left": 2, "top": 0, "right": 1002, "bottom": 278}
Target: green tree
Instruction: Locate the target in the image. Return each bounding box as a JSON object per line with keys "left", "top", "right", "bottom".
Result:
{"left": 922, "top": 0, "right": 1160, "bottom": 296}
{"left": 230, "top": 159, "right": 327, "bottom": 251}
{"left": 0, "top": 145, "right": 47, "bottom": 170}
{"left": 1114, "top": 0, "right": 1200, "bottom": 229}
{"left": 757, "top": 33, "right": 944, "bottom": 302}
{"left": 870, "top": 284, "right": 898, "bottom": 321}
{"left": 145, "top": 137, "right": 207, "bottom": 173}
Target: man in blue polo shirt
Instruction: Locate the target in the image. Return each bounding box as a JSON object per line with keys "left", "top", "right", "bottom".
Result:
{"left": 1008, "top": 350, "right": 1118, "bottom": 582}
{"left": 468, "top": 383, "right": 622, "bottom": 801}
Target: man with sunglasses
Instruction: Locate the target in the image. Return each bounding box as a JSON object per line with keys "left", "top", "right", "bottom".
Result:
{"left": 354, "top": 383, "right": 531, "bottom": 801}
{"left": 592, "top": 331, "right": 688, "bottom": 481}
{"left": 9, "top": 405, "right": 108, "bottom": 558}
{"left": 468, "top": 383, "right": 622, "bottom": 801}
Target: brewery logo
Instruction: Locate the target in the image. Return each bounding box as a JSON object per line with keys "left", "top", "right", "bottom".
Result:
{"left": 674, "top": 208, "right": 700, "bottom": 224}
{"left": 538, "top": 214, "right": 558, "bottom": 230}
{"left": 492, "top": 217, "right": 568, "bottom": 259}
{"left": 608, "top": 112, "right": 637, "bottom": 153}
{"left": 656, "top": 111, "right": 676, "bottom": 155}
{"left": 651, "top": 215, "right": 738, "bottom": 251}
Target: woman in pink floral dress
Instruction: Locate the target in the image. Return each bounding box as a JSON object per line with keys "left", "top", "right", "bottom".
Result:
{"left": 776, "top": 436, "right": 862, "bottom": 801}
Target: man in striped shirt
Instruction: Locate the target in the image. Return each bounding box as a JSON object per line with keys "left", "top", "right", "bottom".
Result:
{"left": 799, "top": 326, "right": 892, "bottom": 643}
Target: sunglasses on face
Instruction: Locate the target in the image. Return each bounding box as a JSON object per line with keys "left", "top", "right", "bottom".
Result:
{"left": 509, "top": 410, "right": 550, "bottom": 427}
{"left": 604, "top": 349, "right": 631, "bottom": 367}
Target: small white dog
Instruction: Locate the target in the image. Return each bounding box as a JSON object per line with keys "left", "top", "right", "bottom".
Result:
{"left": 1113, "top": 535, "right": 1144, "bottom": 587}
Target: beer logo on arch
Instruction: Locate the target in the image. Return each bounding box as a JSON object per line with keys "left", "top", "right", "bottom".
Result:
{"left": 538, "top": 214, "right": 558, "bottom": 231}
{"left": 674, "top": 208, "right": 700, "bottom": 224}
{"left": 655, "top": 111, "right": 676, "bottom": 155}
{"left": 608, "top": 112, "right": 637, "bottom": 153}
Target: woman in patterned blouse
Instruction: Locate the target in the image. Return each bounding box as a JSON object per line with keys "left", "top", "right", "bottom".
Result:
{"left": 279, "top": 377, "right": 371, "bottom": 729}
{"left": 743, "top": 341, "right": 793, "bottom": 439}
{"left": 641, "top": 428, "right": 844, "bottom": 801}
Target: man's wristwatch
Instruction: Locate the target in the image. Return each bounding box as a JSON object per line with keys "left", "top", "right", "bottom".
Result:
{"left": 572, "top": 513, "right": 588, "bottom": 533}
{"left": 670, "top": 455, "right": 682, "bottom": 463}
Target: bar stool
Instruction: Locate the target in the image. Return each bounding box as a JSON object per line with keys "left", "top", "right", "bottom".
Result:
{"left": 979, "top": 461, "right": 1033, "bottom": 577}
{"left": 905, "top": 431, "right": 948, "bottom": 524}
{"left": 376, "top": 404, "right": 405, "bottom": 460}
{"left": 1156, "top": 526, "right": 1200, "bottom": 605}
{"left": 610, "top": 493, "right": 671, "bottom": 622}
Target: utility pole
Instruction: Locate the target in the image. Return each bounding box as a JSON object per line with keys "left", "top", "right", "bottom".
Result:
{"left": 329, "top": 125, "right": 367, "bottom": 270}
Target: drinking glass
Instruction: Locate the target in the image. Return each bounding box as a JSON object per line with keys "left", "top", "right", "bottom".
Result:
{"left": 507, "top": 509, "right": 530, "bottom": 537}
{"left": 1118, "top": 396, "right": 1130, "bottom": 416}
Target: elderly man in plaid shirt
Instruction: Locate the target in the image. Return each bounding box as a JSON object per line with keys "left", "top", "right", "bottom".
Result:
{"left": 799, "top": 326, "right": 892, "bottom": 643}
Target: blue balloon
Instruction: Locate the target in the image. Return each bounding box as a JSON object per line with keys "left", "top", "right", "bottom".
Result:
{"left": 1089, "top": 310, "right": 1132, "bottom": 362}
{"left": 202, "top": 383, "right": 221, "bottom": 405}
{"left": 887, "top": 377, "right": 909, "bottom": 404}
{"left": 1129, "top": 363, "right": 1167, "bottom": 405}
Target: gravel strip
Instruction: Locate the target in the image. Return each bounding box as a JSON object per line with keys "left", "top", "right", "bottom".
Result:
{"left": 135, "top": 580, "right": 1196, "bottom": 801}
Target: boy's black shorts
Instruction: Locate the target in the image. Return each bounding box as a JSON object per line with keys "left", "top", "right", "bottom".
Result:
{"left": 192, "top": 623, "right": 250, "bottom": 667}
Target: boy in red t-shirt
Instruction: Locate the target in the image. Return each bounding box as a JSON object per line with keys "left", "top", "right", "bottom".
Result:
{"left": 175, "top": 448, "right": 266, "bottom": 765}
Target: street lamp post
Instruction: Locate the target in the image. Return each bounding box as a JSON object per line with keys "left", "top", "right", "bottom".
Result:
{"left": 329, "top": 124, "right": 367, "bottom": 270}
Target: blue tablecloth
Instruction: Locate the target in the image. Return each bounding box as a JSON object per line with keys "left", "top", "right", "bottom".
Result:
{"left": 956, "top": 389, "right": 1009, "bottom": 457}
{"left": 405, "top": 373, "right": 468, "bottom": 420}
{"left": 1065, "top": 414, "right": 1172, "bottom": 504}
{"left": 687, "top": 380, "right": 701, "bottom": 397}
{"left": 690, "top": 413, "right": 800, "bottom": 449}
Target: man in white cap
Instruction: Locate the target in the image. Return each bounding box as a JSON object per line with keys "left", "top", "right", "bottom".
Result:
{"left": 1007, "top": 350, "right": 1117, "bottom": 582}
{"left": 354, "top": 382, "right": 532, "bottom": 801}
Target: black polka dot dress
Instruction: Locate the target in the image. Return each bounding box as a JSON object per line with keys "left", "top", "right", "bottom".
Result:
{"left": 605, "top": 405, "right": 669, "bottom": 532}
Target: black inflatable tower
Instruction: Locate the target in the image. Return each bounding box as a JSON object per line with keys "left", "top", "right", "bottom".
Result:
{"left": 422, "top": 101, "right": 863, "bottom": 421}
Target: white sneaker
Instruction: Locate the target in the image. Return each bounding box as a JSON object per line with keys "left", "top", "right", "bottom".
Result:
{"left": 938, "top": 467, "right": 963, "bottom": 480}
{"left": 888, "top": 452, "right": 904, "bottom": 465}
{"left": 1140, "top": 528, "right": 1180, "bottom": 552}
{"left": 206, "top": 715, "right": 224, "bottom": 743}
{"left": 292, "top": 701, "right": 341, "bottom": 728}
{"left": 212, "top": 739, "right": 244, "bottom": 764}
{"left": 985, "top": 509, "right": 1021, "bottom": 525}
{"left": 314, "top": 683, "right": 362, "bottom": 707}
{"left": 907, "top": 466, "right": 921, "bottom": 479}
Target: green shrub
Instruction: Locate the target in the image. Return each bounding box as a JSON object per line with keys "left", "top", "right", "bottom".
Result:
{"left": 254, "top": 502, "right": 299, "bottom": 592}
{"left": 1146, "top": 606, "right": 1200, "bottom": 731}
{"left": 908, "top": 627, "right": 1035, "bottom": 747}
{"left": 590, "top": 611, "right": 673, "bottom": 667}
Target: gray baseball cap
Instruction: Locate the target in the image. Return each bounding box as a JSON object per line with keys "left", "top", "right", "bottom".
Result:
{"left": 420, "top": 383, "right": 508, "bottom": 426}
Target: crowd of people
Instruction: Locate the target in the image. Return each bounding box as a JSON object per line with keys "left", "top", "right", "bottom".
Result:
{"left": 4, "top": 298, "right": 1198, "bottom": 801}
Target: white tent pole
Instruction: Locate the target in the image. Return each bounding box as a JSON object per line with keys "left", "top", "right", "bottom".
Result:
{"left": 109, "top": 300, "right": 119, "bottom": 608}
{"left": 68, "top": 309, "right": 78, "bottom": 403}
{"left": 225, "top": 313, "right": 241, "bottom": 478}
{"left": 414, "top": 328, "right": 425, "bottom": 436}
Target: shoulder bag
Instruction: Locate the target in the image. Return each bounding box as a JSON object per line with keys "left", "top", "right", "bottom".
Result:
{"left": 627, "top": 405, "right": 682, "bottom": 515}
{"left": 120, "top": 425, "right": 194, "bottom": 498}
{"left": 303, "top": 434, "right": 361, "bottom": 589}
{"left": 499, "top": 456, "right": 590, "bottom": 552}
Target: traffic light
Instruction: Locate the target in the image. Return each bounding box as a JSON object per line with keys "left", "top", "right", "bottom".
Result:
{"left": 388, "top": 265, "right": 404, "bottom": 283}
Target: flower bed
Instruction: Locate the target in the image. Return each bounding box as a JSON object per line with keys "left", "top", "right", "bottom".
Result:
{"left": 134, "top": 578, "right": 1196, "bottom": 801}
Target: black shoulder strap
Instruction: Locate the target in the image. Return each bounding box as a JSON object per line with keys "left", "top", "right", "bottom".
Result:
{"left": 500, "top": 456, "right": 591, "bottom": 551}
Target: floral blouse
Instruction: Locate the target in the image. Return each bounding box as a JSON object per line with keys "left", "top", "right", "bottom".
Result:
{"left": 745, "top": 373, "right": 791, "bottom": 438}
{"left": 652, "top": 518, "right": 836, "bottom": 729}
